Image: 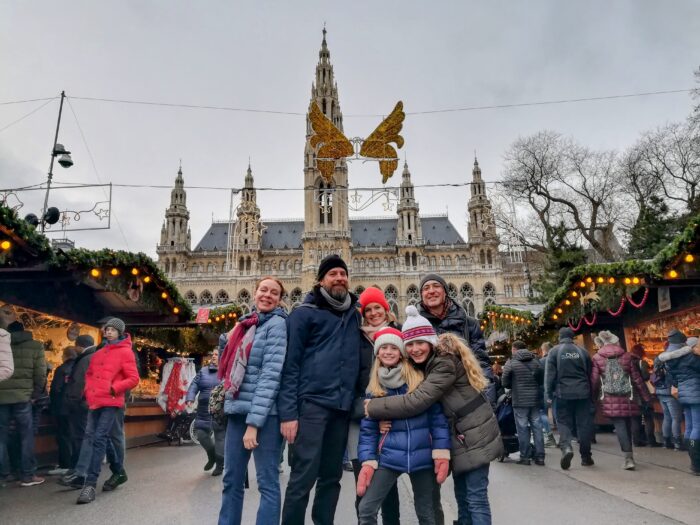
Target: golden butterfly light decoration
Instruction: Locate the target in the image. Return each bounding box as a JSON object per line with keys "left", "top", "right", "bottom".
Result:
{"left": 309, "top": 100, "right": 405, "bottom": 184}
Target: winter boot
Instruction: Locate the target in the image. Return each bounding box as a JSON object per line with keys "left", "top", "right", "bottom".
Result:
{"left": 204, "top": 449, "right": 216, "bottom": 471}
{"left": 689, "top": 439, "right": 700, "bottom": 476}
{"left": 623, "top": 453, "right": 636, "bottom": 470}
{"left": 212, "top": 456, "right": 224, "bottom": 477}
{"left": 560, "top": 445, "right": 574, "bottom": 470}
{"left": 676, "top": 437, "right": 687, "bottom": 451}
{"left": 663, "top": 436, "right": 674, "bottom": 449}
{"left": 544, "top": 432, "right": 557, "bottom": 448}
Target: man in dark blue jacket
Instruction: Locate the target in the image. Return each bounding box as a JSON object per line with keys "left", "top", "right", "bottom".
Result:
{"left": 279, "top": 254, "right": 362, "bottom": 525}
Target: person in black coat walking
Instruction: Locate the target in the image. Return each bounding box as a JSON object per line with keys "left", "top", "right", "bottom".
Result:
{"left": 502, "top": 340, "right": 545, "bottom": 465}
{"left": 186, "top": 350, "right": 225, "bottom": 475}
{"left": 49, "top": 346, "right": 78, "bottom": 474}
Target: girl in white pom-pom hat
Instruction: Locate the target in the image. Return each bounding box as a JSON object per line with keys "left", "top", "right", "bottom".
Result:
{"left": 365, "top": 305, "right": 503, "bottom": 525}
{"left": 356, "top": 326, "right": 450, "bottom": 525}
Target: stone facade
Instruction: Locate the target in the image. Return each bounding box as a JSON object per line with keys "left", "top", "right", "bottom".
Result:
{"left": 156, "top": 30, "right": 540, "bottom": 319}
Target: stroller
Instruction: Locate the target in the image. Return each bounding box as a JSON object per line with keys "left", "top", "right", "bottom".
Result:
{"left": 158, "top": 411, "right": 197, "bottom": 446}
{"left": 495, "top": 392, "right": 520, "bottom": 462}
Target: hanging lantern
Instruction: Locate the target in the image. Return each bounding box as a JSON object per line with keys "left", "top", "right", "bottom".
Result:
{"left": 144, "top": 276, "right": 152, "bottom": 283}
{"left": 90, "top": 268, "right": 100, "bottom": 278}
{"left": 110, "top": 268, "right": 120, "bottom": 276}
{"left": 596, "top": 277, "right": 604, "bottom": 284}
{"left": 667, "top": 270, "right": 678, "bottom": 279}
{"left": 161, "top": 292, "right": 168, "bottom": 299}
{"left": 685, "top": 254, "right": 695, "bottom": 263}
{"left": 173, "top": 307, "right": 180, "bottom": 314}
{"left": 131, "top": 268, "right": 139, "bottom": 276}
{"left": 624, "top": 277, "right": 631, "bottom": 285}
{"left": 632, "top": 277, "right": 640, "bottom": 285}
{"left": 585, "top": 277, "right": 593, "bottom": 283}
{"left": 0, "top": 240, "right": 11, "bottom": 251}
{"left": 608, "top": 277, "right": 615, "bottom": 284}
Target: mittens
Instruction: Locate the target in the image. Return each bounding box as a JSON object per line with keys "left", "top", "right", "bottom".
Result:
{"left": 434, "top": 458, "right": 449, "bottom": 484}
{"left": 356, "top": 464, "right": 375, "bottom": 497}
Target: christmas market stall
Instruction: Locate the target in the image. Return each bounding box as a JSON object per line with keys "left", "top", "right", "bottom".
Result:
{"left": 0, "top": 205, "right": 195, "bottom": 459}
{"left": 539, "top": 214, "right": 700, "bottom": 430}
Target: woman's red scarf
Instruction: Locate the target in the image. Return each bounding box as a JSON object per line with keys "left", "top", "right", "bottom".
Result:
{"left": 218, "top": 313, "right": 259, "bottom": 392}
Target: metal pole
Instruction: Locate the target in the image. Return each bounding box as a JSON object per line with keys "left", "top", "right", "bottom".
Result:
{"left": 41, "top": 90, "right": 66, "bottom": 232}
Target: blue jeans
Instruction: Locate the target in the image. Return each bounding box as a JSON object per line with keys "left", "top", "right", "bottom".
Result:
{"left": 453, "top": 464, "right": 491, "bottom": 525}
{"left": 539, "top": 406, "right": 551, "bottom": 434}
{"left": 84, "top": 407, "right": 120, "bottom": 486}
{"left": 513, "top": 406, "right": 544, "bottom": 460}
{"left": 219, "top": 414, "right": 283, "bottom": 525}
{"left": 683, "top": 403, "right": 700, "bottom": 441}
{"left": 658, "top": 395, "right": 682, "bottom": 439}
{"left": 75, "top": 406, "right": 124, "bottom": 476}
{"left": 0, "top": 402, "right": 35, "bottom": 480}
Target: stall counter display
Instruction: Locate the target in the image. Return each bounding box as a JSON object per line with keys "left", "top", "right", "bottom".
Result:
{"left": 626, "top": 305, "right": 700, "bottom": 357}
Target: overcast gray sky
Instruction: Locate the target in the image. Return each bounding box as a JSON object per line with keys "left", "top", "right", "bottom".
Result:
{"left": 1, "top": 1, "right": 698, "bottom": 256}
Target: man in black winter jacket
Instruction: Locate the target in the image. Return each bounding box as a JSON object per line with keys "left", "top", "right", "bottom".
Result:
{"left": 545, "top": 327, "right": 594, "bottom": 470}
{"left": 503, "top": 340, "right": 545, "bottom": 465}
{"left": 417, "top": 273, "right": 495, "bottom": 406}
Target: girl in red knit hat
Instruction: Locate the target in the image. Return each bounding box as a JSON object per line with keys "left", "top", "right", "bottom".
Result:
{"left": 347, "top": 287, "right": 401, "bottom": 524}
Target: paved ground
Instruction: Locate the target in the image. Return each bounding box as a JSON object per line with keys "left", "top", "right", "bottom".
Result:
{"left": 1, "top": 432, "right": 698, "bottom": 524}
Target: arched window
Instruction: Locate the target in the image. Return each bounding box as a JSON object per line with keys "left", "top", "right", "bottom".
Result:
{"left": 354, "top": 285, "right": 366, "bottom": 295}
{"left": 295, "top": 259, "right": 302, "bottom": 272}
{"left": 483, "top": 282, "right": 496, "bottom": 306}
{"left": 385, "top": 285, "right": 399, "bottom": 318}
{"left": 459, "top": 283, "right": 474, "bottom": 299}
{"left": 405, "top": 253, "right": 410, "bottom": 268}
{"left": 479, "top": 250, "right": 486, "bottom": 267}
{"left": 237, "top": 289, "right": 251, "bottom": 307}
{"left": 411, "top": 252, "right": 417, "bottom": 268}
{"left": 246, "top": 257, "right": 252, "bottom": 273}
{"left": 207, "top": 262, "right": 214, "bottom": 273}
{"left": 185, "top": 290, "right": 197, "bottom": 305}
{"left": 215, "top": 289, "right": 229, "bottom": 304}
{"left": 239, "top": 257, "right": 245, "bottom": 272}
{"left": 200, "top": 290, "right": 213, "bottom": 305}
{"left": 317, "top": 179, "right": 334, "bottom": 225}
{"left": 407, "top": 284, "right": 419, "bottom": 305}
{"left": 368, "top": 259, "right": 375, "bottom": 270}
{"left": 388, "top": 258, "right": 395, "bottom": 271}
{"left": 487, "top": 250, "right": 493, "bottom": 267}
{"left": 290, "top": 287, "right": 303, "bottom": 310}
{"left": 279, "top": 260, "right": 286, "bottom": 273}
{"left": 263, "top": 261, "right": 271, "bottom": 272}
{"left": 462, "top": 298, "right": 476, "bottom": 317}
{"left": 445, "top": 256, "right": 452, "bottom": 268}
{"left": 447, "top": 283, "right": 458, "bottom": 300}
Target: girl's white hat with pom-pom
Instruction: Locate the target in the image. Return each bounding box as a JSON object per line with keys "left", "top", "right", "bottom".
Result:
{"left": 401, "top": 305, "right": 438, "bottom": 346}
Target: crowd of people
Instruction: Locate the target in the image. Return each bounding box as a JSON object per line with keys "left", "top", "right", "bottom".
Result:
{"left": 1, "top": 253, "right": 699, "bottom": 524}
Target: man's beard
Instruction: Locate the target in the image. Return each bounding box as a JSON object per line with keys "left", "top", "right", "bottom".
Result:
{"left": 325, "top": 284, "right": 348, "bottom": 301}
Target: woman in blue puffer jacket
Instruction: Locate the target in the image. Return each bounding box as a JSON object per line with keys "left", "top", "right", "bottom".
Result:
{"left": 658, "top": 331, "right": 700, "bottom": 476}
{"left": 218, "top": 277, "right": 288, "bottom": 525}
{"left": 186, "top": 349, "right": 225, "bottom": 474}
{"left": 357, "top": 327, "right": 451, "bottom": 525}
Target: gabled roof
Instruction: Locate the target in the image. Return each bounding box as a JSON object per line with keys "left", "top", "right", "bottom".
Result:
{"left": 195, "top": 215, "right": 466, "bottom": 251}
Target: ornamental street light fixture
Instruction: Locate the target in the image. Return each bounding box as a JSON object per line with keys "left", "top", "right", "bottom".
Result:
{"left": 40, "top": 90, "right": 73, "bottom": 232}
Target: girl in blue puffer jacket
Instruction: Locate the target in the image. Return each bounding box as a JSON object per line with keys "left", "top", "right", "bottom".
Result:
{"left": 357, "top": 327, "right": 451, "bottom": 525}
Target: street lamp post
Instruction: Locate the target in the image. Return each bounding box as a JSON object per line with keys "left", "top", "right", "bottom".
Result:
{"left": 41, "top": 90, "right": 73, "bottom": 232}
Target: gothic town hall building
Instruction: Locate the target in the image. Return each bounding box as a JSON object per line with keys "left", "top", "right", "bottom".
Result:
{"left": 156, "top": 31, "right": 538, "bottom": 319}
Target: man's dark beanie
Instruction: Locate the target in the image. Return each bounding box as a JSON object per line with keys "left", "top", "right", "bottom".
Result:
{"left": 76, "top": 335, "right": 95, "bottom": 348}
{"left": 667, "top": 329, "right": 687, "bottom": 345}
{"left": 419, "top": 273, "right": 448, "bottom": 291}
{"left": 7, "top": 321, "right": 23, "bottom": 333}
{"left": 317, "top": 254, "right": 348, "bottom": 281}
{"left": 559, "top": 327, "right": 575, "bottom": 341}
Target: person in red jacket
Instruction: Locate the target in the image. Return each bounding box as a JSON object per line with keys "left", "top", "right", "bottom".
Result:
{"left": 590, "top": 331, "right": 651, "bottom": 471}
{"left": 76, "top": 318, "right": 139, "bottom": 504}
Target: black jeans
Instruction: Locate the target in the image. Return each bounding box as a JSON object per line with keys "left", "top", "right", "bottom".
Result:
{"left": 610, "top": 417, "right": 633, "bottom": 454}
{"left": 555, "top": 398, "right": 593, "bottom": 458}
{"left": 55, "top": 414, "right": 73, "bottom": 468}
{"left": 281, "top": 401, "right": 350, "bottom": 525}
{"left": 66, "top": 404, "right": 88, "bottom": 468}
{"left": 351, "top": 459, "right": 400, "bottom": 525}
{"left": 631, "top": 404, "right": 657, "bottom": 444}
{"left": 358, "top": 467, "right": 435, "bottom": 525}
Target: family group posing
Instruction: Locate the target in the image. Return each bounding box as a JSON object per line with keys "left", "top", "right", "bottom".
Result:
{"left": 216, "top": 255, "right": 502, "bottom": 525}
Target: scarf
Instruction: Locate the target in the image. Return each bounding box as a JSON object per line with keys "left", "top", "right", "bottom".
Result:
{"left": 218, "top": 312, "right": 259, "bottom": 394}
{"left": 378, "top": 364, "right": 405, "bottom": 390}
{"left": 361, "top": 321, "right": 389, "bottom": 342}
{"left": 319, "top": 286, "right": 352, "bottom": 312}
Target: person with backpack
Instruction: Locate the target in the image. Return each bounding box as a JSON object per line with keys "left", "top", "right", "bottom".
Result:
{"left": 357, "top": 327, "right": 451, "bottom": 525}
{"left": 653, "top": 342, "right": 684, "bottom": 450}
{"left": 502, "top": 340, "right": 545, "bottom": 466}
{"left": 545, "top": 327, "right": 594, "bottom": 470}
{"left": 657, "top": 331, "right": 700, "bottom": 476}
{"left": 217, "top": 276, "right": 288, "bottom": 525}
{"left": 590, "top": 331, "right": 651, "bottom": 470}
